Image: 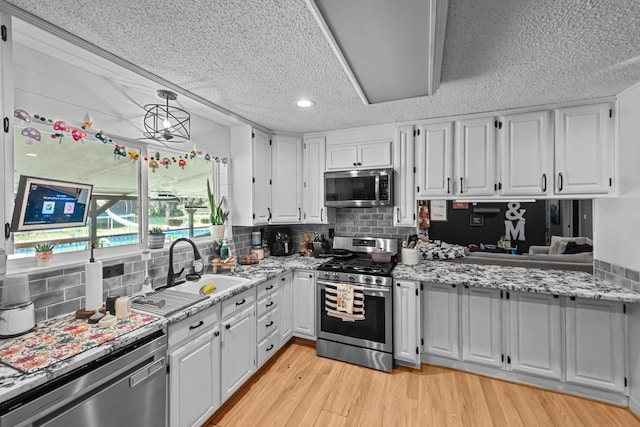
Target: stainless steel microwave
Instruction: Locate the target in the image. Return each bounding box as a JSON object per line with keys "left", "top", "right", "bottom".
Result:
{"left": 324, "top": 168, "right": 394, "bottom": 207}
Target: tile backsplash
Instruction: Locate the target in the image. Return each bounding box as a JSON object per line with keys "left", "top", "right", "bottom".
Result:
{"left": 594, "top": 259, "right": 640, "bottom": 292}
{"left": 1, "top": 242, "right": 216, "bottom": 322}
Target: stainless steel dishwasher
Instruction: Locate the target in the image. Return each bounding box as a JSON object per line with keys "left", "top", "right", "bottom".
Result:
{"left": 0, "top": 330, "right": 167, "bottom": 427}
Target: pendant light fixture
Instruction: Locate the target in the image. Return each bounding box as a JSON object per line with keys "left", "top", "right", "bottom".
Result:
{"left": 143, "top": 89, "right": 190, "bottom": 142}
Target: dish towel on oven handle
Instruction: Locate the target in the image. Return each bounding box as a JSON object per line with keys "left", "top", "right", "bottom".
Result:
{"left": 325, "top": 283, "right": 365, "bottom": 321}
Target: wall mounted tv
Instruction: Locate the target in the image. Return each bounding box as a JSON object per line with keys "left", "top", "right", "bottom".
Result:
{"left": 10, "top": 176, "right": 93, "bottom": 232}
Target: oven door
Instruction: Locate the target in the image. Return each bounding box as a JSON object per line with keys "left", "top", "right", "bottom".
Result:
{"left": 316, "top": 280, "right": 392, "bottom": 353}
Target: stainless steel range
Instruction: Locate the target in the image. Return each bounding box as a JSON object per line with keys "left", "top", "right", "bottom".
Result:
{"left": 316, "top": 236, "right": 397, "bottom": 372}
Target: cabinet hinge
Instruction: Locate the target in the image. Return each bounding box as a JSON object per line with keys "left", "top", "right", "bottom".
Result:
{"left": 609, "top": 109, "right": 613, "bottom": 118}
{"left": 1, "top": 25, "right": 6, "bottom": 42}
{"left": 624, "top": 304, "right": 627, "bottom": 314}
{"left": 416, "top": 346, "right": 419, "bottom": 355}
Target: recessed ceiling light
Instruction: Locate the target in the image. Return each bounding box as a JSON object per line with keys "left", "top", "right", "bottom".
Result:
{"left": 26, "top": 153, "right": 38, "bottom": 157}
{"left": 296, "top": 99, "right": 316, "bottom": 108}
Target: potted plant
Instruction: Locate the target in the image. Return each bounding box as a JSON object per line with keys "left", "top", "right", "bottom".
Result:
{"left": 207, "top": 178, "right": 229, "bottom": 240}
{"left": 34, "top": 242, "right": 56, "bottom": 266}
{"left": 148, "top": 226, "right": 166, "bottom": 249}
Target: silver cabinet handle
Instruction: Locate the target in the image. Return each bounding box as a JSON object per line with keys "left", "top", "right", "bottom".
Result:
{"left": 320, "top": 208, "right": 324, "bottom": 222}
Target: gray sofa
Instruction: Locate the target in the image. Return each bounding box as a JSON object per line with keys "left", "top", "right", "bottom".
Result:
{"left": 451, "top": 248, "right": 593, "bottom": 273}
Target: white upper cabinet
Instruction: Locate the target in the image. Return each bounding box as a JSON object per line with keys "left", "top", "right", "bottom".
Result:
{"left": 271, "top": 134, "right": 302, "bottom": 223}
{"left": 415, "top": 122, "right": 454, "bottom": 198}
{"left": 554, "top": 103, "right": 615, "bottom": 195}
{"left": 230, "top": 127, "right": 271, "bottom": 226}
{"left": 326, "top": 140, "right": 392, "bottom": 171}
{"left": 393, "top": 126, "right": 416, "bottom": 226}
{"left": 499, "top": 111, "right": 553, "bottom": 197}
{"left": 303, "top": 136, "right": 328, "bottom": 223}
{"left": 454, "top": 117, "right": 497, "bottom": 197}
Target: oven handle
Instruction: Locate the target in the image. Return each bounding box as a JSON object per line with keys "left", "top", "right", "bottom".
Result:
{"left": 317, "top": 280, "right": 391, "bottom": 292}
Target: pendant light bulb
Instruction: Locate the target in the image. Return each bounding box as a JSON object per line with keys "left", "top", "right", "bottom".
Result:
{"left": 162, "top": 118, "right": 171, "bottom": 129}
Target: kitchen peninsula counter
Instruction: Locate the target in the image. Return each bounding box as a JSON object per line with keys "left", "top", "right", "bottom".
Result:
{"left": 393, "top": 261, "right": 640, "bottom": 302}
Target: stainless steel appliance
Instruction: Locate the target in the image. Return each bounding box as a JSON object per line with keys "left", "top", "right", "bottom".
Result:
{"left": 316, "top": 237, "right": 397, "bottom": 372}
{"left": 324, "top": 168, "right": 393, "bottom": 207}
{"left": 0, "top": 329, "right": 167, "bottom": 427}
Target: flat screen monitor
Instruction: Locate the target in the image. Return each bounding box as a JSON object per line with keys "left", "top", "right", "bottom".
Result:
{"left": 10, "top": 176, "right": 93, "bottom": 232}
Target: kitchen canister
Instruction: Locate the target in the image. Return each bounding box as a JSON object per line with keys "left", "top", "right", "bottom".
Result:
{"left": 115, "top": 296, "right": 131, "bottom": 320}
{"left": 251, "top": 231, "right": 262, "bottom": 246}
{"left": 401, "top": 248, "right": 419, "bottom": 265}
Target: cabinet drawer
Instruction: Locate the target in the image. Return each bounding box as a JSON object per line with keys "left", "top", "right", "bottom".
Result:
{"left": 222, "top": 288, "right": 256, "bottom": 320}
{"left": 257, "top": 305, "right": 280, "bottom": 343}
{"left": 168, "top": 304, "right": 220, "bottom": 350}
{"left": 257, "top": 279, "right": 278, "bottom": 300}
{"left": 257, "top": 292, "right": 280, "bottom": 318}
{"left": 257, "top": 328, "right": 280, "bottom": 367}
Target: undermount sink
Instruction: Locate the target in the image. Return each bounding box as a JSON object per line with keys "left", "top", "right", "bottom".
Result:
{"left": 171, "top": 274, "right": 250, "bottom": 297}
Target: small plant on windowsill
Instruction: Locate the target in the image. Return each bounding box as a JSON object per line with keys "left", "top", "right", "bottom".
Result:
{"left": 34, "top": 243, "right": 56, "bottom": 267}
{"left": 207, "top": 178, "right": 229, "bottom": 241}
{"left": 148, "top": 226, "right": 166, "bottom": 250}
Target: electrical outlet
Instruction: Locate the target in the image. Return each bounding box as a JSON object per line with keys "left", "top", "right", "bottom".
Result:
{"left": 103, "top": 263, "right": 124, "bottom": 278}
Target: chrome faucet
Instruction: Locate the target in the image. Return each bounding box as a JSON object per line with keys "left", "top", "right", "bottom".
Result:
{"left": 167, "top": 238, "right": 203, "bottom": 288}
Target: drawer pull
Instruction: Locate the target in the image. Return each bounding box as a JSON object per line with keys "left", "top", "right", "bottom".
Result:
{"left": 266, "top": 301, "right": 274, "bottom": 308}
{"left": 214, "top": 330, "right": 220, "bottom": 337}
{"left": 266, "top": 344, "right": 274, "bottom": 352}
{"left": 236, "top": 299, "right": 246, "bottom": 306}
{"left": 266, "top": 285, "right": 274, "bottom": 291}
{"left": 266, "top": 321, "right": 274, "bottom": 328}
{"left": 225, "top": 324, "right": 231, "bottom": 329}
{"left": 188, "top": 320, "right": 204, "bottom": 330}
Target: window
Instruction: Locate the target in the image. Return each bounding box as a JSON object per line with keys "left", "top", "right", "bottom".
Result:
{"left": 148, "top": 150, "right": 214, "bottom": 241}
{"left": 12, "top": 126, "right": 140, "bottom": 256}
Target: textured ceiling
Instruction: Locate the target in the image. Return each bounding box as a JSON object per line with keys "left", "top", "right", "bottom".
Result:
{"left": 5, "top": 0, "right": 640, "bottom": 134}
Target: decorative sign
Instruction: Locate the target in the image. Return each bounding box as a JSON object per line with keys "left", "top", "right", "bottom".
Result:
{"left": 504, "top": 202, "right": 526, "bottom": 241}
{"left": 453, "top": 202, "right": 469, "bottom": 209}
{"left": 430, "top": 200, "right": 448, "bottom": 221}
{"left": 470, "top": 213, "right": 484, "bottom": 226}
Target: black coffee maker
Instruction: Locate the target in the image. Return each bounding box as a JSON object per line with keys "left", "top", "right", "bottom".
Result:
{"left": 269, "top": 227, "right": 293, "bottom": 256}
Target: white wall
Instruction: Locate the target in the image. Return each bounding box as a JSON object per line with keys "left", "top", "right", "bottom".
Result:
{"left": 593, "top": 82, "right": 640, "bottom": 272}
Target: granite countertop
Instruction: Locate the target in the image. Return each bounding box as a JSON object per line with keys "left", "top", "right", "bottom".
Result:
{"left": 2, "top": 254, "right": 638, "bottom": 406}
{"left": 0, "top": 254, "right": 324, "bottom": 406}
{"left": 393, "top": 261, "right": 640, "bottom": 302}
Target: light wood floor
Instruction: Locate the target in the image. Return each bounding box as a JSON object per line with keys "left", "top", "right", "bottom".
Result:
{"left": 206, "top": 341, "right": 640, "bottom": 427}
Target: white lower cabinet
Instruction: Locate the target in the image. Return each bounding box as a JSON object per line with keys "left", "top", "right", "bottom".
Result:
{"left": 168, "top": 305, "right": 221, "bottom": 427}
{"left": 423, "top": 283, "right": 459, "bottom": 360}
{"left": 220, "top": 289, "right": 256, "bottom": 402}
{"left": 565, "top": 298, "right": 626, "bottom": 392}
{"left": 507, "top": 291, "right": 562, "bottom": 380}
{"left": 460, "top": 286, "right": 503, "bottom": 368}
{"left": 393, "top": 280, "right": 421, "bottom": 366}
{"left": 278, "top": 273, "right": 294, "bottom": 344}
{"left": 256, "top": 277, "right": 281, "bottom": 368}
{"left": 292, "top": 270, "right": 316, "bottom": 338}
